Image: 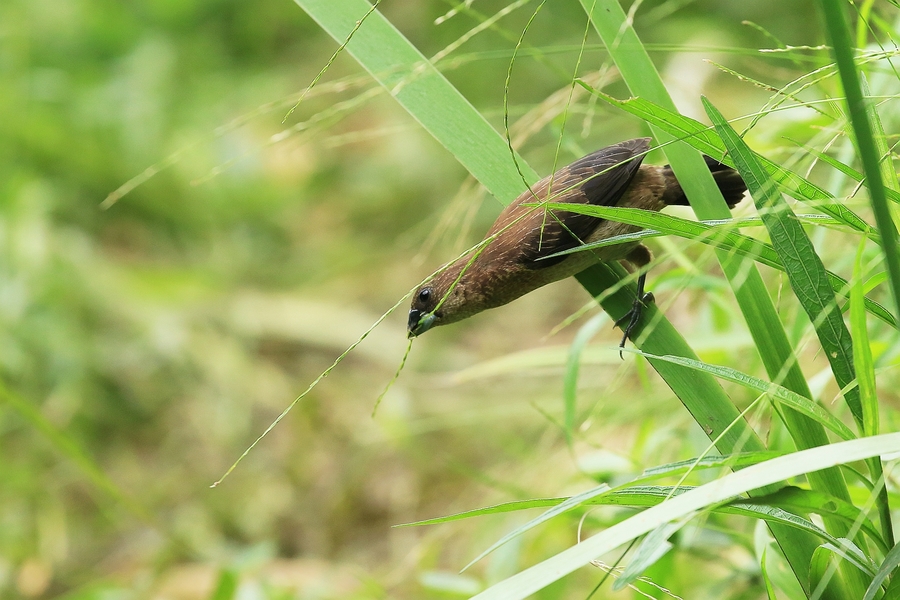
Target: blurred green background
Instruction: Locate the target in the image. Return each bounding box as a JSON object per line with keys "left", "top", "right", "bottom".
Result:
{"left": 2, "top": 0, "right": 891, "bottom": 598}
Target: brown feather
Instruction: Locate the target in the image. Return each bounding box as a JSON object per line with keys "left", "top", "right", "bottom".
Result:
{"left": 408, "top": 139, "right": 746, "bottom": 336}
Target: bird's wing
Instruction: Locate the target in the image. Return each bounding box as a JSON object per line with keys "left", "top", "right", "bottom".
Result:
{"left": 517, "top": 138, "right": 650, "bottom": 268}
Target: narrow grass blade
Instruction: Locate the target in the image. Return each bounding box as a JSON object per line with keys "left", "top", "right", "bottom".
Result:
{"left": 816, "top": 541, "right": 878, "bottom": 577}
{"left": 540, "top": 203, "right": 896, "bottom": 327}
{"left": 578, "top": 88, "right": 878, "bottom": 239}
{"left": 852, "top": 239, "right": 879, "bottom": 438}
{"left": 818, "top": 0, "right": 900, "bottom": 316}
{"left": 626, "top": 350, "right": 855, "bottom": 442}
{"left": 745, "top": 486, "right": 887, "bottom": 554}
{"left": 851, "top": 237, "right": 893, "bottom": 547}
{"left": 402, "top": 485, "right": 849, "bottom": 552}
{"left": 822, "top": 538, "right": 877, "bottom": 577}
{"left": 459, "top": 484, "right": 611, "bottom": 572}
{"left": 705, "top": 98, "right": 864, "bottom": 431}
{"left": 863, "top": 540, "right": 900, "bottom": 600}
{"left": 793, "top": 141, "right": 900, "bottom": 207}
{"left": 639, "top": 452, "right": 782, "bottom": 480}
{"left": 547, "top": 214, "right": 847, "bottom": 248}
{"left": 471, "top": 433, "right": 900, "bottom": 600}
{"left": 399, "top": 452, "right": 781, "bottom": 527}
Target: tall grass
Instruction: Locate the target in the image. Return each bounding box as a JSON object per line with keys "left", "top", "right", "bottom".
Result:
{"left": 294, "top": 1, "right": 900, "bottom": 598}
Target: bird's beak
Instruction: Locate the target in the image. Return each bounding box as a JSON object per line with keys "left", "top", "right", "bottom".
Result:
{"left": 408, "top": 309, "right": 436, "bottom": 338}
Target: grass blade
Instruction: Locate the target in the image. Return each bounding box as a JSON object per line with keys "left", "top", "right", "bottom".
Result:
{"left": 705, "top": 98, "right": 864, "bottom": 431}
{"left": 399, "top": 452, "right": 782, "bottom": 527}
{"left": 539, "top": 203, "right": 896, "bottom": 328}
{"left": 578, "top": 88, "right": 878, "bottom": 239}
{"left": 459, "top": 484, "right": 611, "bottom": 572}
{"left": 625, "top": 350, "right": 855, "bottom": 441}
{"left": 852, "top": 239, "right": 879, "bottom": 438}
{"left": 863, "top": 540, "right": 900, "bottom": 600}
{"left": 851, "top": 235, "right": 893, "bottom": 548}
{"left": 793, "top": 141, "right": 900, "bottom": 207}
{"left": 746, "top": 486, "right": 887, "bottom": 554}
{"left": 818, "top": 0, "right": 900, "bottom": 317}
{"left": 401, "top": 485, "right": 855, "bottom": 553}
{"left": 471, "top": 433, "right": 900, "bottom": 599}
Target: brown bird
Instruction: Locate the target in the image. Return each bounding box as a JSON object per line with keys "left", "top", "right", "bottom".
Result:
{"left": 407, "top": 138, "right": 745, "bottom": 347}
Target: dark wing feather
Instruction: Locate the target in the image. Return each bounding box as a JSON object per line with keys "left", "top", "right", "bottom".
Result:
{"left": 521, "top": 138, "right": 649, "bottom": 268}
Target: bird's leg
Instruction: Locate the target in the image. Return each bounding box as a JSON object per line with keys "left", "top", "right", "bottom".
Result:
{"left": 614, "top": 244, "right": 655, "bottom": 358}
{"left": 614, "top": 273, "right": 654, "bottom": 355}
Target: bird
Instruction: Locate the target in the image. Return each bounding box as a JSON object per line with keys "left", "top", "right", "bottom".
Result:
{"left": 407, "top": 138, "right": 746, "bottom": 349}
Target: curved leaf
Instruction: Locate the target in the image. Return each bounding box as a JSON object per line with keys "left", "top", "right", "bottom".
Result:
{"left": 472, "top": 434, "right": 900, "bottom": 600}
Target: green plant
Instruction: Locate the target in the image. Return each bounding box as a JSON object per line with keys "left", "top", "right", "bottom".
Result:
{"left": 296, "top": 1, "right": 900, "bottom": 598}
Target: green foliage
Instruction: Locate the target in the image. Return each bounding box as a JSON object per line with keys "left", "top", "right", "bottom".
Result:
{"left": 5, "top": 0, "right": 900, "bottom": 598}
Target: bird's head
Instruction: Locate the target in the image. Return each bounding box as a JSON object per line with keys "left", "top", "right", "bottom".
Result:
{"left": 407, "top": 285, "right": 440, "bottom": 337}
{"left": 407, "top": 265, "right": 475, "bottom": 337}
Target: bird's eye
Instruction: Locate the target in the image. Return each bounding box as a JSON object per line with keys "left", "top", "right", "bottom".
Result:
{"left": 418, "top": 288, "right": 432, "bottom": 303}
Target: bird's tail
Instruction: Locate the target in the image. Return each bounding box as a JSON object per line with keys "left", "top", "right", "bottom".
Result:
{"left": 661, "top": 156, "right": 747, "bottom": 208}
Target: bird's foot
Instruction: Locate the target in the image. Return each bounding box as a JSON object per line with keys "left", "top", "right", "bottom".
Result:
{"left": 614, "top": 291, "right": 654, "bottom": 359}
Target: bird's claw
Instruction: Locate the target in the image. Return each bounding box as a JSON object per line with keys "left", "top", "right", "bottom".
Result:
{"left": 614, "top": 291, "right": 654, "bottom": 359}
